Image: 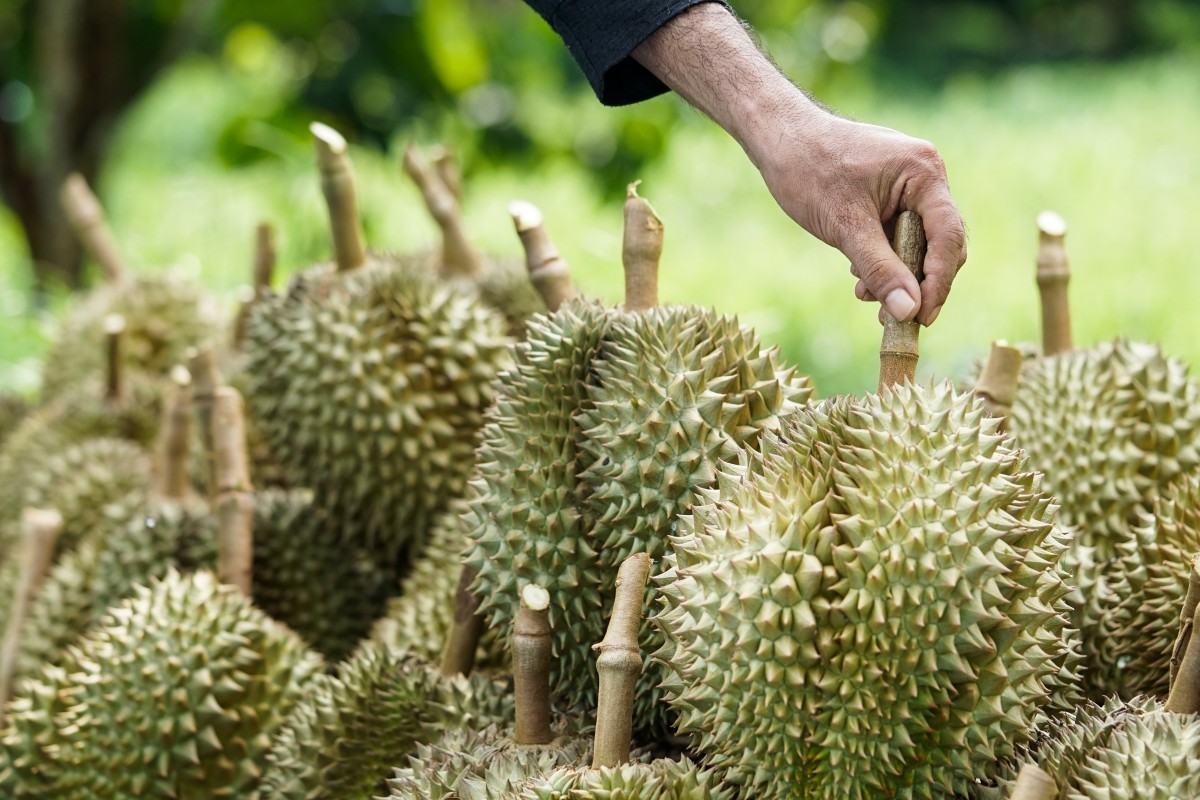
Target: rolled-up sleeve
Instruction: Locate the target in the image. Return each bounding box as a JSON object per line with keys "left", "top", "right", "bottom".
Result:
{"left": 522, "top": 0, "right": 730, "bottom": 106}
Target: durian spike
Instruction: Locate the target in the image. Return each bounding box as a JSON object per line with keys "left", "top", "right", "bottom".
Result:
{"left": 621, "top": 182, "right": 663, "bottom": 313}
{"left": 513, "top": 583, "right": 553, "bottom": 745}
{"left": 104, "top": 313, "right": 126, "bottom": 402}
{"left": 213, "top": 386, "right": 254, "bottom": 597}
{"left": 0, "top": 508, "right": 65, "bottom": 720}
{"left": 311, "top": 122, "right": 368, "bottom": 273}
{"left": 1036, "top": 211, "right": 1071, "bottom": 357}
{"left": 877, "top": 210, "right": 927, "bottom": 392}
{"left": 510, "top": 200, "right": 577, "bottom": 312}
{"left": 1008, "top": 763, "right": 1058, "bottom": 800}
{"left": 973, "top": 340, "right": 1024, "bottom": 426}
{"left": 188, "top": 345, "right": 223, "bottom": 501}
{"left": 402, "top": 142, "right": 484, "bottom": 279}
{"left": 430, "top": 145, "right": 463, "bottom": 203}
{"left": 591, "top": 552, "right": 651, "bottom": 769}
{"left": 155, "top": 365, "right": 193, "bottom": 500}
{"left": 232, "top": 222, "right": 276, "bottom": 350}
{"left": 1170, "top": 554, "right": 1200, "bottom": 689}
{"left": 440, "top": 566, "right": 486, "bottom": 677}
{"left": 59, "top": 172, "right": 127, "bottom": 284}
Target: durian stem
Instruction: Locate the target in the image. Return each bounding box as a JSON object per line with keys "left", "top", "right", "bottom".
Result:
{"left": 232, "top": 222, "right": 276, "bottom": 350}
{"left": 1035, "top": 211, "right": 1072, "bottom": 357}
{"left": 592, "top": 552, "right": 651, "bottom": 769}
{"left": 156, "top": 366, "right": 193, "bottom": 500}
{"left": 403, "top": 143, "right": 483, "bottom": 279}
{"left": 431, "top": 145, "right": 463, "bottom": 203}
{"left": 1008, "top": 763, "right": 1057, "bottom": 800}
{"left": 1170, "top": 554, "right": 1200, "bottom": 689}
{"left": 622, "top": 182, "right": 663, "bottom": 313}
{"left": 213, "top": 387, "right": 254, "bottom": 598}
{"left": 877, "top": 211, "right": 927, "bottom": 392}
{"left": 0, "top": 509, "right": 65, "bottom": 721}
{"left": 59, "top": 172, "right": 127, "bottom": 284}
{"left": 973, "top": 340, "right": 1024, "bottom": 426}
{"left": 441, "top": 566, "right": 486, "bottom": 677}
{"left": 104, "top": 313, "right": 125, "bottom": 402}
{"left": 513, "top": 584, "right": 553, "bottom": 745}
{"left": 188, "top": 345, "right": 223, "bottom": 501}
{"left": 510, "top": 200, "right": 577, "bottom": 312}
{"left": 311, "top": 122, "right": 368, "bottom": 273}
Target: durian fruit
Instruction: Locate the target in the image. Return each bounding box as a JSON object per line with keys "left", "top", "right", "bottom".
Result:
{"left": 654, "top": 382, "right": 1079, "bottom": 799}
{"left": 0, "top": 569, "right": 323, "bottom": 798}
{"left": 260, "top": 645, "right": 512, "bottom": 800}
{"left": 521, "top": 756, "right": 731, "bottom": 800}
{"left": 43, "top": 174, "right": 221, "bottom": 399}
{"left": 245, "top": 124, "right": 513, "bottom": 559}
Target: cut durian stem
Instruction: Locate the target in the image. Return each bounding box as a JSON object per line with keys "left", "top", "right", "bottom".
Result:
{"left": 622, "top": 182, "right": 663, "bottom": 313}
{"left": 974, "top": 340, "right": 1024, "bottom": 426}
{"left": 189, "top": 345, "right": 223, "bottom": 500}
{"left": 510, "top": 200, "right": 577, "bottom": 312}
{"left": 1170, "top": 554, "right": 1200, "bottom": 689}
{"left": 878, "top": 210, "right": 926, "bottom": 392}
{"left": 403, "top": 142, "right": 483, "bottom": 279}
{"left": 514, "top": 583, "right": 553, "bottom": 745}
{"left": 156, "top": 365, "right": 193, "bottom": 500}
{"left": 213, "top": 387, "right": 254, "bottom": 597}
{"left": 59, "top": 172, "right": 127, "bottom": 284}
{"left": 0, "top": 508, "right": 64, "bottom": 720}
{"left": 441, "top": 565, "right": 487, "bottom": 677}
{"left": 592, "top": 552, "right": 651, "bottom": 769}
{"left": 1036, "top": 210, "right": 1072, "bottom": 357}
{"left": 1008, "top": 763, "right": 1057, "bottom": 800}
{"left": 232, "top": 222, "right": 277, "bottom": 350}
{"left": 1167, "top": 555, "right": 1200, "bottom": 712}
{"left": 104, "top": 313, "right": 126, "bottom": 402}
{"left": 431, "top": 145, "right": 463, "bottom": 202}
{"left": 312, "top": 122, "right": 369, "bottom": 273}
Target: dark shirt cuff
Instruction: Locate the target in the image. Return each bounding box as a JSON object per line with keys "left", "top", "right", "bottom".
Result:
{"left": 539, "top": 0, "right": 732, "bottom": 106}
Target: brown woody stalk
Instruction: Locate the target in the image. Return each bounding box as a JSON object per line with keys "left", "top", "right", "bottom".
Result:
{"left": 973, "top": 340, "right": 1024, "bottom": 426}
{"left": 155, "top": 366, "right": 193, "bottom": 500}
{"left": 592, "top": 552, "right": 651, "bottom": 769}
{"left": 622, "top": 183, "right": 663, "bottom": 313}
{"left": 430, "top": 145, "right": 463, "bottom": 202}
{"left": 513, "top": 583, "right": 553, "bottom": 745}
{"left": 232, "top": 222, "right": 276, "bottom": 350}
{"left": 1036, "top": 211, "right": 1072, "bottom": 357}
{"left": 103, "top": 313, "right": 125, "bottom": 402}
{"left": 403, "top": 143, "right": 483, "bottom": 278}
{"left": 188, "top": 346, "right": 223, "bottom": 501}
{"left": 0, "top": 509, "right": 65, "bottom": 722}
{"left": 213, "top": 387, "right": 254, "bottom": 597}
{"left": 1007, "top": 763, "right": 1057, "bottom": 800}
{"left": 311, "top": 122, "right": 368, "bottom": 273}
{"left": 59, "top": 172, "right": 127, "bottom": 283}
{"left": 509, "top": 200, "right": 577, "bottom": 312}
{"left": 878, "top": 211, "right": 927, "bottom": 392}
{"left": 1168, "top": 554, "right": 1200, "bottom": 704}
{"left": 440, "top": 566, "right": 487, "bottom": 677}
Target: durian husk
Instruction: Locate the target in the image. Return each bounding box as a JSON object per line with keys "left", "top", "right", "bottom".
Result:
{"left": 655, "top": 382, "right": 1079, "bottom": 799}
{"left": 0, "top": 569, "right": 322, "bottom": 798}
{"left": 521, "top": 756, "right": 732, "bottom": 800}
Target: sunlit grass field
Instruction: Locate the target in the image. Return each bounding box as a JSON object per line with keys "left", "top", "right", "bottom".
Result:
{"left": 2, "top": 52, "right": 1198, "bottom": 396}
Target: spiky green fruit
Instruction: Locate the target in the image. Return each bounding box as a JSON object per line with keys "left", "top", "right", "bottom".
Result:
{"left": 41, "top": 272, "right": 221, "bottom": 400}
{"left": 578, "top": 306, "right": 811, "bottom": 733}
{"left": 0, "top": 569, "right": 322, "bottom": 798}
{"left": 463, "top": 299, "right": 614, "bottom": 708}
{"left": 655, "top": 382, "right": 1079, "bottom": 799}
{"left": 246, "top": 260, "right": 512, "bottom": 559}
{"left": 384, "top": 719, "right": 591, "bottom": 800}
{"left": 261, "top": 645, "right": 512, "bottom": 800}
{"left": 522, "top": 756, "right": 732, "bottom": 800}
{"left": 472, "top": 257, "right": 545, "bottom": 338}
{"left": 1067, "top": 708, "right": 1200, "bottom": 799}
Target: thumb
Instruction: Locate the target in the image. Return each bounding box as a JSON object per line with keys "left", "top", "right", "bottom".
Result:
{"left": 843, "top": 222, "right": 922, "bottom": 322}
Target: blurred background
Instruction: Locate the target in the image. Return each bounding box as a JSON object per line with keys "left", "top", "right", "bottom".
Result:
{"left": 2, "top": 0, "right": 1198, "bottom": 395}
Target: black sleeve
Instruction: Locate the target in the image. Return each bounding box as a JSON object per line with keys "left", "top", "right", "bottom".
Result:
{"left": 522, "top": 0, "right": 731, "bottom": 106}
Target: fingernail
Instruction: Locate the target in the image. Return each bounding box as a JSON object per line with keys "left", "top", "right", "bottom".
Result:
{"left": 925, "top": 305, "right": 942, "bottom": 326}
{"left": 884, "top": 289, "right": 917, "bottom": 322}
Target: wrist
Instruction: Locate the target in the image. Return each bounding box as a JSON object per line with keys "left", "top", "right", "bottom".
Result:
{"left": 734, "top": 84, "right": 832, "bottom": 176}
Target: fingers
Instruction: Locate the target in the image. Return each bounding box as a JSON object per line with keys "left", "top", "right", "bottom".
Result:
{"left": 910, "top": 177, "right": 968, "bottom": 326}
{"left": 843, "top": 218, "right": 922, "bottom": 323}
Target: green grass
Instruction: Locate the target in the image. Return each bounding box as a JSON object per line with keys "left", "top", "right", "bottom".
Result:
{"left": 3, "top": 52, "right": 1198, "bottom": 396}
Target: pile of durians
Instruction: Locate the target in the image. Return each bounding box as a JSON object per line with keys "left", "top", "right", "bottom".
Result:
{"left": 0, "top": 124, "right": 1197, "bottom": 800}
